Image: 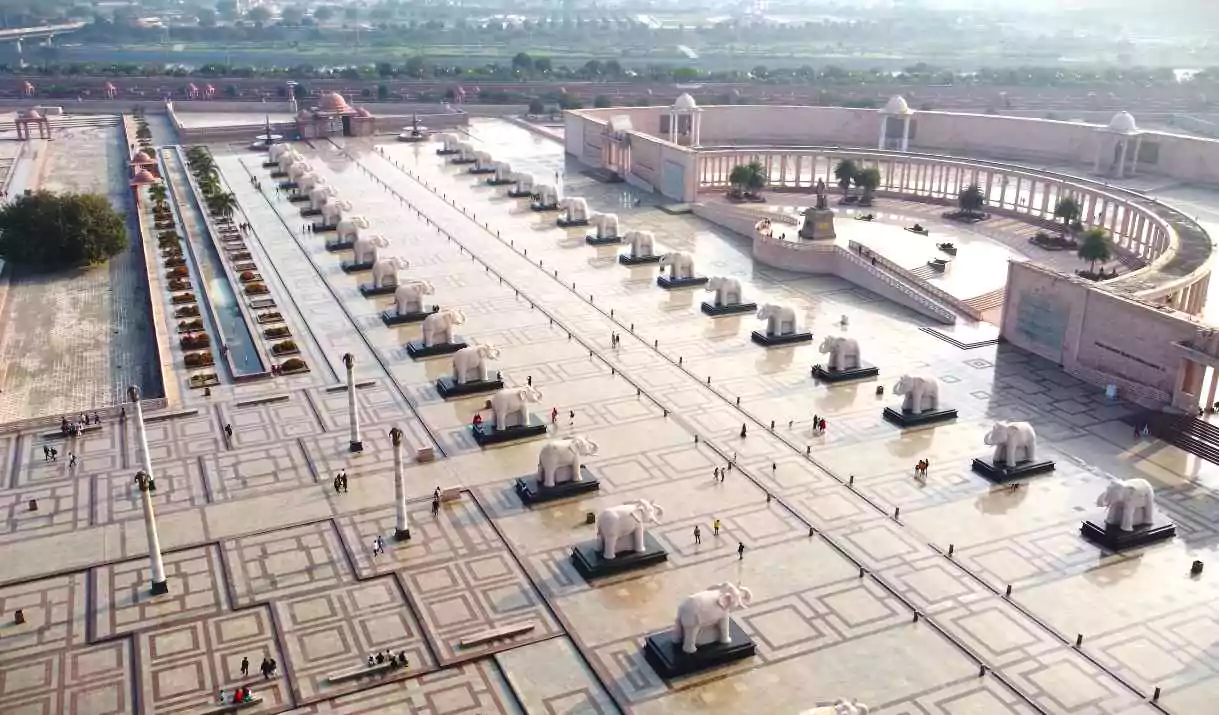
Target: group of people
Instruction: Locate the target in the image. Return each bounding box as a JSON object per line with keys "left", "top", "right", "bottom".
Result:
{"left": 549, "top": 407, "right": 575, "bottom": 427}
{"left": 432, "top": 486, "right": 442, "bottom": 515}
{"left": 60, "top": 413, "right": 100, "bottom": 437}
{"left": 217, "top": 687, "right": 256, "bottom": 706}
{"left": 914, "top": 459, "right": 930, "bottom": 478}
{"left": 367, "top": 650, "right": 409, "bottom": 669}
{"left": 811, "top": 415, "right": 829, "bottom": 435}
{"left": 610, "top": 332, "right": 622, "bottom": 349}
{"left": 248, "top": 176, "right": 263, "bottom": 191}
{"left": 333, "top": 470, "right": 350, "bottom": 494}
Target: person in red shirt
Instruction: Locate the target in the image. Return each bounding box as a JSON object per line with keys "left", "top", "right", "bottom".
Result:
{"left": 472, "top": 413, "right": 483, "bottom": 429}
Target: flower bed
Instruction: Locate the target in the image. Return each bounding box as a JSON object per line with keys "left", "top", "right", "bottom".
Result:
{"left": 180, "top": 333, "right": 211, "bottom": 350}
{"left": 167, "top": 265, "right": 189, "bottom": 278}
{"left": 234, "top": 262, "right": 257, "bottom": 272}
{"left": 174, "top": 305, "right": 200, "bottom": 318}
{"left": 280, "top": 357, "right": 310, "bottom": 375}
{"left": 1029, "top": 231, "right": 1078, "bottom": 251}
{"left": 172, "top": 292, "right": 197, "bottom": 305}
{"left": 941, "top": 210, "right": 989, "bottom": 224}
{"left": 264, "top": 326, "right": 291, "bottom": 339}
{"left": 177, "top": 319, "right": 204, "bottom": 333}
{"left": 164, "top": 256, "right": 186, "bottom": 268}
{"left": 231, "top": 251, "right": 252, "bottom": 261}
{"left": 271, "top": 339, "right": 299, "bottom": 356}
{"left": 244, "top": 282, "right": 269, "bottom": 296}
{"left": 183, "top": 351, "right": 214, "bottom": 368}
{"left": 257, "top": 311, "right": 284, "bottom": 324}
{"left": 239, "top": 271, "right": 262, "bottom": 283}
{"left": 168, "top": 278, "right": 192, "bottom": 291}
{"left": 188, "top": 373, "right": 219, "bottom": 389}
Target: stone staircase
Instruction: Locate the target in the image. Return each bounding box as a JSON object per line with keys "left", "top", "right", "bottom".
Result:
{"left": 965, "top": 288, "right": 1006, "bottom": 313}
{"left": 1128, "top": 411, "right": 1219, "bottom": 466}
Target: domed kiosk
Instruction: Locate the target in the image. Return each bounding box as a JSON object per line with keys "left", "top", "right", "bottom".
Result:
{"left": 1094, "top": 111, "right": 1144, "bottom": 179}
{"left": 878, "top": 95, "right": 915, "bottom": 151}
{"left": 295, "top": 92, "right": 376, "bottom": 139}
{"left": 666, "top": 93, "right": 702, "bottom": 147}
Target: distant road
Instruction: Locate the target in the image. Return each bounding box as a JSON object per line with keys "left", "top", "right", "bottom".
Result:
{"left": 0, "top": 22, "right": 85, "bottom": 42}
{"left": 678, "top": 45, "right": 700, "bottom": 60}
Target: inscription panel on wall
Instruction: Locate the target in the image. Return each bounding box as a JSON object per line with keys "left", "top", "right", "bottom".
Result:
{"left": 1012, "top": 291, "right": 1068, "bottom": 363}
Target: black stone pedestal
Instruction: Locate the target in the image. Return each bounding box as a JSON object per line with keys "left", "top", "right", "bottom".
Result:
{"left": 882, "top": 407, "right": 959, "bottom": 427}
{"left": 324, "top": 238, "right": 354, "bottom": 252}
{"left": 586, "top": 235, "right": 622, "bottom": 245}
{"left": 701, "top": 301, "right": 757, "bottom": 316}
{"left": 340, "top": 260, "right": 374, "bottom": 273}
{"left": 349, "top": 440, "right": 363, "bottom": 453}
{"left": 472, "top": 414, "right": 548, "bottom": 446}
{"left": 751, "top": 331, "right": 813, "bottom": 347}
{"left": 620, "top": 253, "right": 661, "bottom": 265}
{"left": 487, "top": 178, "right": 513, "bottom": 186}
{"left": 358, "top": 283, "right": 396, "bottom": 297}
{"left": 557, "top": 217, "right": 589, "bottom": 227}
{"left": 270, "top": 170, "right": 288, "bottom": 179}
{"left": 643, "top": 621, "right": 756, "bottom": 678}
{"left": 288, "top": 194, "right": 309, "bottom": 204}
{"left": 658, "top": 275, "right": 709, "bottom": 289}
{"left": 278, "top": 181, "right": 298, "bottom": 191}
{"left": 150, "top": 580, "right": 170, "bottom": 596}
{"left": 1080, "top": 516, "right": 1176, "bottom": 550}
{"left": 971, "top": 458, "right": 1056, "bottom": 483}
{"left": 406, "top": 339, "right": 467, "bottom": 360}
{"left": 262, "top": 161, "right": 278, "bottom": 168}
{"left": 571, "top": 532, "right": 668, "bottom": 580}
{"left": 436, "top": 148, "right": 459, "bottom": 155}
{"left": 450, "top": 156, "right": 476, "bottom": 165}
{"left": 436, "top": 376, "right": 504, "bottom": 399}
{"left": 507, "top": 189, "right": 532, "bottom": 198}
{"left": 812, "top": 363, "right": 880, "bottom": 383}
{"left": 300, "top": 207, "right": 321, "bottom": 217}
{"left": 313, "top": 222, "right": 338, "bottom": 233}
{"left": 514, "top": 466, "right": 600, "bottom": 505}
{"left": 394, "top": 527, "right": 412, "bottom": 541}
{"left": 381, "top": 307, "right": 438, "bottom": 326}
{"left": 469, "top": 167, "right": 496, "bottom": 175}
{"left": 531, "top": 201, "right": 559, "bottom": 212}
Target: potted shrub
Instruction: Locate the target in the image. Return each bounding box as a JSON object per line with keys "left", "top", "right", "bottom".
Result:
{"left": 177, "top": 319, "right": 204, "bottom": 332}
{"left": 239, "top": 270, "right": 259, "bottom": 283}
{"left": 264, "top": 326, "right": 291, "bottom": 339}
{"left": 232, "top": 251, "right": 252, "bottom": 261}
{"left": 280, "top": 357, "right": 309, "bottom": 374}
{"left": 175, "top": 305, "right": 200, "bottom": 318}
{"left": 180, "top": 333, "right": 211, "bottom": 349}
{"left": 172, "top": 292, "right": 196, "bottom": 304}
{"left": 244, "top": 282, "right": 269, "bottom": 295}
{"left": 168, "top": 278, "right": 191, "bottom": 291}
{"left": 189, "top": 373, "right": 218, "bottom": 388}
{"left": 164, "top": 256, "right": 186, "bottom": 268}
{"left": 167, "top": 266, "right": 189, "bottom": 278}
{"left": 183, "top": 351, "right": 214, "bottom": 368}
{"left": 257, "top": 311, "right": 283, "bottom": 324}
{"left": 271, "top": 339, "right": 299, "bottom": 355}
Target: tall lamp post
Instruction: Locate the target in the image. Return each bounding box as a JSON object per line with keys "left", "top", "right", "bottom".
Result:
{"left": 129, "top": 386, "right": 169, "bottom": 595}
{"left": 342, "top": 352, "right": 363, "bottom": 453}
{"left": 391, "top": 426, "right": 410, "bottom": 541}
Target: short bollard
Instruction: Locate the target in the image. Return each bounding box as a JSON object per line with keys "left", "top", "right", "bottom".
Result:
{"left": 1074, "top": 634, "right": 1083, "bottom": 648}
{"left": 893, "top": 507, "right": 901, "bottom": 520}
{"left": 585, "top": 512, "right": 596, "bottom": 525}
{"left": 1153, "top": 687, "right": 1161, "bottom": 702}
{"left": 27, "top": 499, "right": 37, "bottom": 512}
{"left": 1192, "top": 560, "right": 1204, "bottom": 575}
{"left": 1004, "top": 584, "right": 1012, "bottom": 597}
{"left": 848, "top": 475, "right": 855, "bottom": 486}
{"left": 14, "top": 608, "right": 24, "bottom": 625}
{"left": 948, "top": 544, "right": 955, "bottom": 556}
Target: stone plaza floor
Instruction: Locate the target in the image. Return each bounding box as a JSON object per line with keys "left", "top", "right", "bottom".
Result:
{"left": 3, "top": 118, "right": 1219, "bottom": 714}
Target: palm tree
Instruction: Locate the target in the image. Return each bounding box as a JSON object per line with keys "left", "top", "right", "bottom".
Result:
{"left": 1077, "top": 227, "right": 1114, "bottom": 276}
{"left": 208, "top": 191, "right": 237, "bottom": 218}
{"left": 1053, "top": 195, "right": 1081, "bottom": 234}
{"left": 834, "top": 159, "right": 858, "bottom": 197}
{"left": 958, "top": 183, "right": 986, "bottom": 217}
{"left": 727, "top": 160, "right": 766, "bottom": 198}
{"left": 148, "top": 182, "right": 168, "bottom": 207}
{"left": 855, "top": 166, "right": 881, "bottom": 205}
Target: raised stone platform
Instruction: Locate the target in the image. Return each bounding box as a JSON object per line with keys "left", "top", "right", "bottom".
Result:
{"left": 312, "top": 222, "right": 338, "bottom": 233}
{"left": 586, "top": 235, "right": 622, "bottom": 246}
{"left": 288, "top": 195, "right": 309, "bottom": 204}
{"left": 558, "top": 217, "right": 589, "bottom": 227}
{"left": 381, "top": 307, "right": 439, "bottom": 326}
{"left": 436, "top": 147, "right": 459, "bottom": 155}
{"left": 882, "top": 407, "right": 959, "bottom": 427}
{"left": 358, "top": 283, "right": 396, "bottom": 297}
{"left": 1080, "top": 515, "right": 1177, "bottom": 551}
{"left": 324, "top": 237, "right": 354, "bottom": 252}
{"left": 487, "top": 178, "right": 514, "bottom": 186}
{"left": 571, "top": 532, "right": 668, "bottom": 580}
{"left": 450, "top": 156, "right": 476, "bottom": 165}
{"left": 469, "top": 166, "right": 496, "bottom": 175}
{"left": 812, "top": 363, "right": 879, "bottom": 383}
{"left": 506, "top": 188, "right": 533, "bottom": 198}
{"left": 515, "top": 466, "right": 600, "bottom": 505}
{"left": 658, "top": 276, "right": 709, "bottom": 290}
{"left": 531, "top": 201, "right": 559, "bottom": 212}
{"left": 436, "top": 376, "right": 504, "bottom": 399}
{"left": 473, "top": 414, "right": 548, "bottom": 446}
{"left": 300, "top": 207, "right": 321, "bottom": 216}
{"left": 340, "top": 260, "right": 374, "bottom": 273}
{"left": 701, "top": 302, "right": 757, "bottom": 316}
{"left": 971, "top": 458, "right": 1057, "bottom": 483}
{"left": 643, "top": 621, "right": 756, "bottom": 679}
{"left": 279, "top": 181, "right": 298, "bottom": 191}
{"left": 751, "top": 331, "right": 813, "bottom": 347}
{"left": 620, "top": 253, "right": 661, "bottom": 265}
{"left": 406, "top": 339, "right": 468, "bottom": 360}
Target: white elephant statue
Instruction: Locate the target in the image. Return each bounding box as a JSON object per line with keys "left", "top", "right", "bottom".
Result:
{"left": 369, "top": 257, "right": 407, "bottom": 289}
{"left": 659, "top": 251, "right": 696, "bottom": 279}
{"left": 455, "top": 142, "right": 475, "bottom": 160}
{"left": 513, "top": 173, "right": 536, "bottom": 193}
{"left": 705, "top": 276, "right": 743, "bottom": 306}
{"left": 984, "top": 421, "right": 1038, "bottom": 465}
{"left": 537, "top": 435, "right": 599, "bottom": 487}
{"left": 893, "top": 374, "right": 939, "bottom": 414}
{"left": 421, "top": 308, "right": 466, "bottom": 347}
{"left": 597, "top": 499, "right": 664, "bottom": 559}
{"left": 351, "top": 234, "right": 388, "bottom": 265}
{"left": 489, "top": 385, "right": 542, "bottom": 431}
{"left": 309, "top": 185, "right": 337, "bottom": 210}
{"left": 674, "top": 582, "right": 753, "bottom": 654}
{"left": 268, "top": 143, "right": 293, "bottom": 161}
{"left": 1097, "top": 478, "right": 1157, "bottom": 531}
{"left": 560, "top": 197, "right": 589, "bottom": 222}
{"left": 394, "top": 280, "right": 434, "bottom": 315}
{"left": 277, "top": 149, "right": 304, "bottom": 171}
{"left": 534, "top": 183, "right": 558, "bottom": 206}
{"left": 819, "top": 335, "right": 861, "bottom": 371}
{"left": 625, "top": 230, "right": 655, "bottom": 257}
{"left": 287, "top": 161, "right": 313, "bottom": 181}
{"left": 493, "top": 162, "right": 513, "bottom": 182}
{"left": 473, "top": 151, "right": 494, "bottom": 170}
{"left": 756, "top": 303, "right": 798, "bottom": 336}
{"left": 438, "top": 133, "right": 459, "bottom": 151}
{"left": 322, "top": 199, "right": 354, "bottom": 226}
{"left": 298, "top": 172, "right": 325, "bottom": 194}
{"left": 452, "top": 344, "right": 500, "bottom": 384}
{"left": 335, "top": 215, "right": 369, "bottom": 242}
{"left": 592, "top": 212, "right": 619, "bottom": 239}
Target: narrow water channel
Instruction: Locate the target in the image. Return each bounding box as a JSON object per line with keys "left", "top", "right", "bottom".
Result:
{"left": 161, "top": 147, "right": 264, "bottom": 378}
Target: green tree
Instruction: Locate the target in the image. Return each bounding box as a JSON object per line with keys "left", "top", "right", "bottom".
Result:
{"left": 727, "top": 160, "right": 766, "bottom": 196}
{"left": 377, "top": 83, "right": 390, "bottom": 100}
{"left": 1077, "top": 227, "right": 1114, "bottom": 275}
{"left": 1054, "top": 195, "right": 1081, "bottom": 234}
{"left": 833, "top": 159, "right": 858, "bottom": 196}
{"left": 0, "top": 191, "right": 128, "bottom": 268}
{"left": 195, "top": 7, "right": 216, "bottom": 26}
{"left": 958, "top": 183, "right": 986, "bottom": 217}
{"left": 280, "top": 4, "right": 304, "bottom": 25}
{"left": 593, "top": 95, "right": 612, "bottom": 108}
{"left": 527, "top": 98, "right": 545, "bottom": 115}
{"left": 207, "top": 191, "right": 237, "bottom": 218}
{"left": 312, "top": 4, "right": 335, "bottom": 21}
{"left": 216, "top": 0, "right": 238, "bottom": 20}
{"left": 855, "top": 166, "right": 881, "bottom": 203}
{"left": 148, "top": 182, "right": 168, "bottom": 207}
{"left": 246, "top": 5, "right": 271, "bottom": 24}
{"left": 534, "top": 57, "right": 552, "bottom": 74}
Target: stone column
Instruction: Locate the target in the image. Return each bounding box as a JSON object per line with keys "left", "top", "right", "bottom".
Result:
{"left": 391, "top": 426, "right": 410, "bottom": 541}
{"left": 877, "top": 116, "right": 887, "bottom": 149}
{"left": 1207, "top": 366, "right": 1219, "bottom": 408}
{"left": 1116, "top": 139, "right": 1129, "bottom": 179}
{"left": 1130, "top": 135, "right": 1143, "bottom": 176}
{"left": 901, "top": 116, "right": 911, "bottom": 152}
{"left": 343, "top": 353, "right": 363, "bottom": 453}
{"left": 129, "top": 386, "right": 168, "bottom": 595}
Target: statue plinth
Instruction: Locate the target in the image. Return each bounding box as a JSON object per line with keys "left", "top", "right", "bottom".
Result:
{"left": 1080, "top": 515, "right": 1176, "bottom": 551}
{"left": 970, "top": 457, "right": 1056, "bottom": 483}
{"left": 799, "top": 207, "right": 836, "bottom": 241}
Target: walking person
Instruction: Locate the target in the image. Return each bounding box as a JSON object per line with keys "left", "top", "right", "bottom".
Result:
{"left": 42, "top": 445, "right": 49, "bottom": 461}
{"left": 738, "top": 542, "right": 746, "bottom": 560}
{"left": 713, "top": 466, "right": 720, "bottom": 481}
{"left": 69, "top": 453, "right": 77, "bottom": 469}
{"left": 432, "top": 496, "right": 440, "bottom": 516}
{"left": 713, "top": 518, "right": 721, "bottom": 536}
{"left": 341, "top": 470, "right": 349, "bottom": 492}
{"left": 568, "top": 410, "right": 575, "bottom": 427}
{"left": 527, "top": 375, "right": 533, "bottom": 387}
{"left": 694, "top": 525, "right": 701, "bottom": 545}
{"left": 550, "top": 407, "right": 558, "bottom": 425}
{"left": 740, "top": 423, "right": 747, "bottom": 438}
{"left": 240, "top": 657, "right": 249, "bottom": 677}
{"left": 224, "top": 423, "right": 233, "bottom": 441}
{"left": 333, "top": 475, "right": 342, "bottom": 494}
